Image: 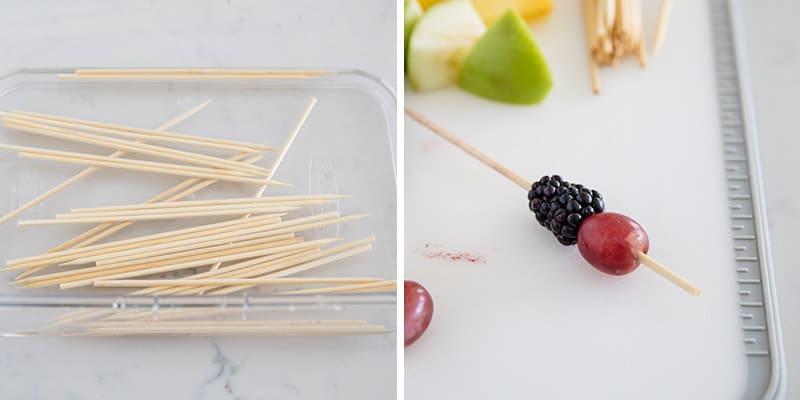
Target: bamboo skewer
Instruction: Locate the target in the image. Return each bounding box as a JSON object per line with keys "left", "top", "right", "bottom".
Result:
{"left": 0, "top": 101, "right": 210, "bottom": 226}
{"left": 405, "top": 108, "right": 530, "bottom": 189}
{"left": 16, "top": 151, "right": 279, "bottom": 185}
{"left": 142, "top": 237, "right": 374, "bottom": 296}
{"left": 61, "top": 213, "right": 347, "bottom": 266}
{"left": 47, "top": 153, "right": 263, "bottom": 253}
{"left": 278, "top": 280, "right": 396, "bottom": 295}
{"left": 72, "top": 69, "right": 330, "bottom": 76}
{"left": 2, "top": 118, "right": 268, "bottom": 174}
{"left": 94, "top": 277, "right": 386, "bottom": 288}
{"left": 407, "top": 109, "right": 700, "bottom": 296}
{"left": 13, "top": 110, "right": 274, "bottom": 152}
{"left": 69, "top": 195, "right": 346, "bottom": 213}
{"left": 6, "top": 214, "right": 283, "bottom": 269}
{"left": 63, "top": 324, "right": 389, "bottom": 336}
{"left": 1, "top": 112, "right": 266, "bottom": 153}
{"left": 60, "top": 203, "right": 301, "bottom": 218}
{"left": 65, "top": 231, "right": 294, "bottom": 268}
{"left": 59, "top": 74, "right": 320, "bottom": 81}
{"left": 56, "top": 239, "right": 340, "bottom": 290}
{"left": 652, "top": 0, "right": 671, "bottom": 56}
{"left": 22, "top": 209, "right": 293, "bottom": 225}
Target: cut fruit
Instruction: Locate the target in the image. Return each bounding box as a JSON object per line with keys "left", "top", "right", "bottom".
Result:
{"left": 404, "top": 0, "right": 423, "bottom": 62}
{"left": 418, "top": 0, "right": 443, "bottom": 10}
{"left": 458, "top": 9, "right": 552, "bottom": 105}
{"left": 471, "top": 0, "right": 554, "bottom": 25}
{"left": 407, "top": 0, "right": 486, "bottom": 92}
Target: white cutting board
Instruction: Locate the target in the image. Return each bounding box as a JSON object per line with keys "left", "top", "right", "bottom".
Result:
{"left": 405, "top": 1, "right": 749, "bottom": 399}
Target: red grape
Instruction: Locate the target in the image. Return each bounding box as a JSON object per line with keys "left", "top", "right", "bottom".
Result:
{"left": 404, "top": 280, "right": 433, "bottom": 347}
{"left": 576, "top": 212, "right": 649, "bottom": 275}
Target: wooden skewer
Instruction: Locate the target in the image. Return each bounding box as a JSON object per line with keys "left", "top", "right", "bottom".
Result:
{"left": 72, "top": 69, "right": 330, "bottom": 76}
{"left": 94, "top": 277, "right": 386, "bottom": 288}
{"left": 2, "top": 118, "right": 268, "bottom": 174}
{"left": 59, "top": 239, "right": 340, "bottom": 289}
{"left": 78, "top": 320, "right": 371, "bottom": 328}
{"left": 17, "top": 151, "right": 279, "bottom": 185}
{"left": 8, "top": 211, "right": 333, "bottom": 270}
{"left": 207, "top": 241, "right": 375, "bottom": 295}
{"left": 61, "top": 203, "right": 302, "bottom": 217}
{"left": 63, "top": 213, "right": 347, "bottom": 266}
{"left": 153, "top": 238, "right": 374, "bottom": 296}
{"left": 21, "top": 239, "right": 306, "bottom": 289}
{"left": 0, "top": 101, "right": 210, "bottom": 226}
{"left": 64, "top": 324, "right": 389, "bottom": 336}
{"left": 405, "top": 108, "right": 531, "bottom": 190}
{"left": 637, "top": 252, "right": 700, "bottom": 296}
{"left": 90, "top": 235, "right": 300, "bottom": 270}
{"left": 206, "top": 97, "right": 317, "bottom": 279}
{"left": 48, "top": 153, "right": 264, "bottom": 252}
{"left": 59, "top": 74, "right": 321, "bottom": 81}
{"left": 408, "top": 109, "right": 701, "bottom": 296}
{"left": 13, "top": 110, "right": 273, "bottom": 152}
{"left": 2, "top": 112, "right": 266, "bottom": 153}
{"left": 26, "top": 208, "right": 293, "bottom": 225}
{"left": 652, "top": 0, "right": 672, "bottom": 56}
{"left": 132, "top": 248, "right": 320, "bottom": 295}
{"left": 278, "top": 281, "right": 397, "bottom": 295}
{"left": 69, "top": 195, "right": 346, "bottom": 213}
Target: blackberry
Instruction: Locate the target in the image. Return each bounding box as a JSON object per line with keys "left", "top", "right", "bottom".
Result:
{"left": 527, "top": 175, "right": 605, "bottom": 245}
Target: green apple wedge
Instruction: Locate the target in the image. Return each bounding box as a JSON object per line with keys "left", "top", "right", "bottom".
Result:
{"left": 404, "top": 0, "right": 423, "bottom": 63}
{"left": 458, "top": 9, "right": 553, "bottom": 104}
{"left": 407, "top": 0, "right": 486, "bottom": 92}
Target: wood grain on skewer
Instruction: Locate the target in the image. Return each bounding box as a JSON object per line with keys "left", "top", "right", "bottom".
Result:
{"left": 2, "top": 118, "right": 268, "bottom": 174}
{"left": 636, "top": 251, "right": 701, "bottom": 296}
{"left": 405, "top": 108, "right": 531, "bottom": 190}
{"left": 94, "top": 277, "right": 386, "bottom": 288}
{"left": 2, "top": 112, "right": 266, "bottom": 153}
{"left": 13, "top": 110, "right": 273, "bottom": 152}
{"left": 17, "top": 151, "right": 278, "bottom": 185}
{"left": 0, "top": 101, "right": 210, "bottom": 226}
{"left": 652, "top": 0, "right": 672, "bottom": 56}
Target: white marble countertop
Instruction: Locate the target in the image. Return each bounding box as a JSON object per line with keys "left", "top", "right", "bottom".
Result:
{"left": 0, "top": 1, "right": 396, "bottom": 399}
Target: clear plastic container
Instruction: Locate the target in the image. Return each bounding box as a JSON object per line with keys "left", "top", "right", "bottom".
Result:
{"left": 0, "top": 68, "right": 397, "bottom": 335}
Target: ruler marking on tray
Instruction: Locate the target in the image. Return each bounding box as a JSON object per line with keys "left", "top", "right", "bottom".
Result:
{"left": 711, "top": 0, "right": 773, "bottom": 360}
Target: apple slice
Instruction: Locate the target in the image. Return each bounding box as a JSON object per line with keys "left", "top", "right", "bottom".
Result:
{"left": 404, "top": 0, "right": 423, "bottom": 62}
{"left": 407, "top": 1, "right": 486, "bottom": 92}
{"left": 458, "top": 9, "right": 553, "bottom": 104}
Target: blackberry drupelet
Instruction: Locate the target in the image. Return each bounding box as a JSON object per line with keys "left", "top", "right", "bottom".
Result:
{"left": 528, "top": 175, "right": 605, "bottom": 245}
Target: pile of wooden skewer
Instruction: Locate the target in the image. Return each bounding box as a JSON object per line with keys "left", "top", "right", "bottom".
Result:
{"left": 0, "top": 90, "right": 393, "bottom": 299}
{"left": 583, "top": 0, "right": 672, "bottom": 93}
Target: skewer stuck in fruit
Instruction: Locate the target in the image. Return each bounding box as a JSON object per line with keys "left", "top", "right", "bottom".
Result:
{"left": 405, "top": 107, "right": 700, "bottom": 296}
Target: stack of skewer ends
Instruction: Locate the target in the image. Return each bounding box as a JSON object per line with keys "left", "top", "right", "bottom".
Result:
{"left": 0, "top": 97, "right": 395, "bottom": 297}
{"left": 583, "top": 0, "right": 672, "bottom": 93}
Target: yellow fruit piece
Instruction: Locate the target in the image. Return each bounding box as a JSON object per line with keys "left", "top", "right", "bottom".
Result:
{"left": 418, "top": 0, "right": 442, "bottom": 10}
{"left": 471, "top": 0, "right": 553, "bottom": 25}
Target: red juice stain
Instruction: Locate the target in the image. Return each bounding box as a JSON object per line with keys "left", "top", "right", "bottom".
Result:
{"left": 422, "top": 243, "right": 486, "bottom": 264}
